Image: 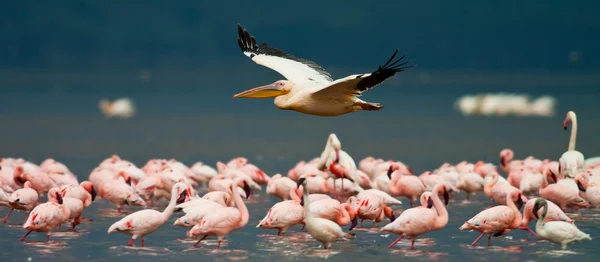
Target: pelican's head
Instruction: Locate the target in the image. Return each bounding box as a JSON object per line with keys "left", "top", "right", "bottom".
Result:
{"left": 233, "top": 80, "right": 291, "bottom": 99}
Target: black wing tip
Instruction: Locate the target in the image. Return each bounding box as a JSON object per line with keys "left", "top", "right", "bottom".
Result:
{"left": 236, "top": 23, "right": 258, "bottom": 53}
{"left": 378, "top": 49, "right": 413, "bottom": 73}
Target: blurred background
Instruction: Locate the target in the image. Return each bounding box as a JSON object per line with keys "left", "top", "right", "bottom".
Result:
{"left": 1, "top": 1, "right": 599, "bottom": 173}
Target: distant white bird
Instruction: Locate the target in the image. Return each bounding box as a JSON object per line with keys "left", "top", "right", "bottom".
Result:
{"left": 233, "top": 24, "right": 412, "bottom": 117}
{"left": 454, "top": 93, "right": 556, "bottom": 117}
{"left": 99, "top": 98, "right": 136, "bottom": 118}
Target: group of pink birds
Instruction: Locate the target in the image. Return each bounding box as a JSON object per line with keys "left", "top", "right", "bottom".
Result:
{"left": 0, "top": 110, "right": 596, "bottom": 251}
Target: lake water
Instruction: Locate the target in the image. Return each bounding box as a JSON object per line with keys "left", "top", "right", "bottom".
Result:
{"left": 1, "top": 82, "right": 600, "bottom": 262}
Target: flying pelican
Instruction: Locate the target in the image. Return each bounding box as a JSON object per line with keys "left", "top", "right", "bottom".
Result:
{"left": 233, "top": 24, "right": 412, "bottom": 117}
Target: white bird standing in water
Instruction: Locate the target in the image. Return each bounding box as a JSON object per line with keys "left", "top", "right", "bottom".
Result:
{"left": 533, "top": 198, "right": 591, "bottom": 250}
{"left": 297, "top": 177, "right": 347, "bottom": 249}
{"left": 99, "top": 98, "right": 136, "bottom": 118}
{"left": 233, "top": 24, "right": 412, "bottom": 117}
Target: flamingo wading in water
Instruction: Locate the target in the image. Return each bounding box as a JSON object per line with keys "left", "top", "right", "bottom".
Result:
{"left": 532, "top": 198, "right": 591, "bottom": 250}
{"left": 189, "top": 179, "right": 252, "bottom": 248}
{"left": 107, "top": 182, "right": 189, "bottom": 246}
{"left": 233, "top": 24, "right": 412, "bottom": 117}
{"left": 381, "top": 184, "right": 449, "bottom": 249}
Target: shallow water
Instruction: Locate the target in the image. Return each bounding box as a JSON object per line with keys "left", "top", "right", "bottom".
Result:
{"left": 1, "top": 85, "right": 600, "bottom": 262}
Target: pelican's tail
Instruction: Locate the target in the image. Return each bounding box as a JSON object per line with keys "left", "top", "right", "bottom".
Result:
{"left": 357, "top": 102, "right": 384, "bottom": 111}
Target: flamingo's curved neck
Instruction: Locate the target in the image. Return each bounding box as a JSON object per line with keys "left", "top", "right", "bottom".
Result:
{"left": 289, "top": 187, "right": 302, "bottom": 202}
{"left": 484, "top": 175, "right": 499, "bottom": 192}
{"left": 568, "top": 113, "right": 578, "bottom": 151}
{"left": 535, "top": 201, "right": 548, "bottom": 230}
{"left": 505, "top": 194, "right": 522, "bottom": 228}
{"left": 161, "top": 186, "right": 180, "bottom": 220}
{"left": 302, "top": 183, "right": 313, "bottom": 221}
{"left": 232, "top": 182, "right": 249, "bottom": 228}
{"left": 431, "top": 186, "right": 448, "bottom": 229}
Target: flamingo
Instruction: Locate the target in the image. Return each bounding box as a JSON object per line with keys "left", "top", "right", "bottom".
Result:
{"left": 387, "top": 164, "right": 425, "bottom": 207}
{"left": 459, "top": 190, "right": 524, "bottom": 246}
{"left": 296, "top": 177, "right": 347, "bottom": 249}
{"left": 232, "top": 25, "right": 411, "bottom": 116}
{"left": 20, "top": 188, "right": 69, "bottom": 242}
{"left": 188, "top": 179, "right": 252, "bottom": 248}
{"left": 520, "top": 197, "right": 573, "bottom": 237}
{"left": 532, "top": 198, "right": 591, "bottom": 250}
{"left": 539, "top": 169, "right": 589, "bottom": 211}
{"left": 457, "top": 171, "right": 485, "bottom": 201}
{"left": 381, "top": 184, "right": 449, "bottom": 249}
{"left": 256, "top": 200, "right": 304, "bottom": 235}
{"left": 560, "top": 111, "right": 585, "bottom": 178}
{"left": 300, "top": 196, "right": 358, "bottom": 230}
{"left": 62, "top": 196, "right": 84, "bottom": 230}
{"left": 356, "top": 189, "right": 402, "bottom": 206}
{"left": 5, "top": 181, "right": 39, "bottom": 224}
{"left": 289, "top": 185, "right": 331, "bottom": 204}
{"left": 266, "top": 174, "right": 296, "bottom": 200}
{"left": 14, "top": 165, "right": 57, "bottom": 195}
{"left": 575, "top": 172, "right": 600, "bottom": 207}
{"left": 174, "top": 185, "right": 250, "bottom": 230}
{"left": 354, "top": 192, "right": 396, "bottom": 228}
{"left": 60, "top": 181, "right": 96, "bottom": 208}
{"left": 107, "top": 182, "right": 188, "bottom": 246}
{"left": 499, "top": 149, "right": 522, "bottom": 174}
{"left": 201, "top": 191, "right": 233, "bottom": 207}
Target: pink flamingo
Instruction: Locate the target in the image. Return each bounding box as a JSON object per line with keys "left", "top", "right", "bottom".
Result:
{"left": 60, "top": 181, "right": 96, "bottom": 208}
{"left": 174, "top": 185, "right": 250, "bottom": 230}
{"left": 560, "top": 111, "right": 584, "bottom": 179}
{"left": 387, "top": 164, "right": 425, "bottom": 207}
{"left": 287, "top": 160, "right": 308, "bottom": 181}
{"left": 201, "top": 191, "right": 233, "bottom": 207}
{"left": 14, "top": 165, "right": 57, "bottom": 195}
{"left": 326, "top": 178, "right": 362, "bottom": 200}
{"left": 459, "top": 190, "right": 524, "bottom": 246}
{"left": 499, "top": 149, "right": 522, "bottom": 174}
{"left": 98, "top": 174, "right": 146, "bottom": 212}
{"left": 381, "top": 184, "right": 449, "bottom": 249}
{"left": 296, "top": 177, "right": 347, "bottom": 249}
{"left": 302, "top": 196, "right": 358, "bottom": 230}
{"left": 238, "top": 164, "right": 270, "bottom": 185}
{"left": 289, "top": 185, "right": 331, "bottom": 204}
{"left": 520, "top": 197, "right": 573, "bottom": 237}
{"left": 20, "top": 188, "right": 69, "bottom": 242}
{"left": 266, "top": 174, "right": 296, "bottom": 200}
{"left": 188, "top": 179, "right": 252, "bottom": 248}
{"left": 256, "top": 200, "right": 304, "bottom": 235}
{"left": 575, "top": 172, "right": 600, "bottom": 207}
{"left": 107, "top": 182, "right": 188, "bottom": 246}
{"left": 457, "top": 171, "right": 485, "bottom": 201}
{"left": 328, "top": 149, "right": 358, "bottom": 200}
{"left": 62, "top": 196, "right": 84, "bottom": 230}
{"left": 487, "top": 173, "right": 528, "bottom": 207}
{"left": 5, "top": 181, "right": 39, "bottom": 224}
{"left": 354, "top": 192, "right": 395, "bottom": 228}
{"left": 539, "top": 170, "right": 589, "bottom": 211}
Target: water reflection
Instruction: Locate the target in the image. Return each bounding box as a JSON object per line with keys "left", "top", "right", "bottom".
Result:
{"left": 109, "top": 246, "right": 174, "bottom": 257}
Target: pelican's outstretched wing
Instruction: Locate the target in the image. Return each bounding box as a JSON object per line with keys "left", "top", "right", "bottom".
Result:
{"left": 237, "top": 24, "right": 333, "bottom": 84}
{"left": 312, "top": 50, "right": 411, "bottom": 97}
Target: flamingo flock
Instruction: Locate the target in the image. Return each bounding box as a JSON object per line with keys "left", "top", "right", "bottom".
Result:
{"left": 0, "top": 110, "right": 597, "bottom": 252}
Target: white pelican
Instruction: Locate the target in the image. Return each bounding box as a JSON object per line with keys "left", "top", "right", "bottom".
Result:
{"left": 233, "top": 24, "right": 412, "bottom": 117}
{"left": 99, "top": 98, "right": 136, "bottom": 118}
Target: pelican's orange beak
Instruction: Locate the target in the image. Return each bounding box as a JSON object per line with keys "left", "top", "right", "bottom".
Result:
{"left": 233, "top": 84, "right": 289, "bottom": 98}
